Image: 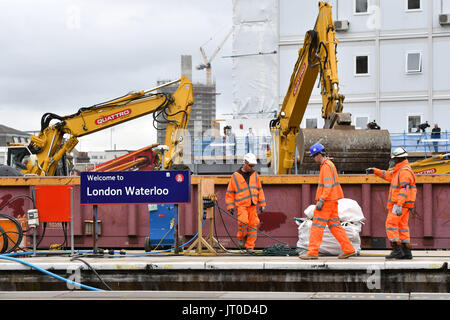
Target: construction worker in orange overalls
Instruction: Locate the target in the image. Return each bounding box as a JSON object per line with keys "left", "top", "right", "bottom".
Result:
{"left": 366, "top": 147, "right": 417, "bottom": 259}
{"left": 226, "top": 153, "right": 266, "bottom": 252}
{"left": 299, "top": 143, "right": 356, "bottom": 260}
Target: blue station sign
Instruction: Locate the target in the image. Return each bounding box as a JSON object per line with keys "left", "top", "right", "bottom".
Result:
{"left": 80, "top": 171, "right": 191, "bottom": 205}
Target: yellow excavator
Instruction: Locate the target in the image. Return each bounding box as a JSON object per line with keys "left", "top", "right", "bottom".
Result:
{"left": 7, "top": 76, "right": 194, "bottom": 176}
{"left": 410, "top": 153, "right": 450, "bottom": 174}
{"left": 269, "top": 1, "right": 391, "bottom": 174}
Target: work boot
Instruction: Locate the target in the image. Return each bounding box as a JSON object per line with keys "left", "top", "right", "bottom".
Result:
{"left": 238, "top": 236, "right": 247, "bottom": 249}
{"left": 338, "top": 251, "right": 356, "bottom": 259}
{"left": 400, "top": 243, "right": 413, "bottom": 260}
{"left": 299, "top": 253, "right": 318, "bottom": 260}
{"left": 385, "top": 242, "right": 405, "bottom": 259}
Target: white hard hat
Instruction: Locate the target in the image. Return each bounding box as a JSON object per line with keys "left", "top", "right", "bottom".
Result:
{"left": 244, "top": 153, "right": 257, "bottom": 165}
{"left": 391, "top": 147, "right": 408, "bottom": 158}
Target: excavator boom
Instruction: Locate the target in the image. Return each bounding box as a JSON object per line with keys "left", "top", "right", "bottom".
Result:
{"left": 88, "top": 143, "right": 160, "bottom": 173}
{"left": 270, "top": 1, "right": 391, "bottom": 174}
{"left": 15, "top": 76, "right": 193, "bottom": 176}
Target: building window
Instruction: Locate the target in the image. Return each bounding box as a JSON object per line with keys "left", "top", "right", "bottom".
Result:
{"left": 408, "top": 115, "right": 422, "bottom": 133}
{"left": 355, "top": 116, "right": 369, "bottom": 129}
{"left": 406, "top": 52, "right": 422, "bottom": 73}
{"left": 406, "top": 0, "right": 421, "bottom": 11}
{"left": 306, "top": 118, "right": 318, "bottom": 129}
{"left": 354, "top": 0, "right": 368, "bottom": 14}
{"left": 355, "top": 55, "right": 369, "bottom": 75}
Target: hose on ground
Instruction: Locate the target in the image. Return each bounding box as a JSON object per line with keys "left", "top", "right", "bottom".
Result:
{"left": 0, "top": 255, "right": 103, "bottom": 291}
{"left": 0, "top": 213, "right": 23, "bottom": 254}
{"left": 213, "top": 200, "right": 297, "bottom": 255}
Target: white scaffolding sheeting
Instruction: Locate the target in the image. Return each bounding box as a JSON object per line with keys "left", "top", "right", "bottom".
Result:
{"left": 231, "top": 0, "right": 278, "bottom": 118}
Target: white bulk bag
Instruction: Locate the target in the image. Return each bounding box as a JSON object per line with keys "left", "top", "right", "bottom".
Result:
{"left": 296, "top": 198, "right": 365, "bottom": 255}
{"left": 303, "top": 198, "right": 365, "bottom": 223}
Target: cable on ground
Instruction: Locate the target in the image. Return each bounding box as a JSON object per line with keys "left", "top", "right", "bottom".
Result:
{"left": 0, "top": 255, "right": 103, "bottom": 291}
{"left": 213, "top": 200, "right": 298, "bottom": 256}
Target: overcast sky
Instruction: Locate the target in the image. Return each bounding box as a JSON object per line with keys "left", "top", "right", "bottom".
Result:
{"left": 0, "top": 0, "right": 233, "bottom": 151}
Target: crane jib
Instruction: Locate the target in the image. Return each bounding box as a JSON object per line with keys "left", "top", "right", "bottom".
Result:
{"left": 293, "top": 63, "right": 307, "bottom": 97}
{"left": 95, "top": 108, "right": 132, "bottom": 125}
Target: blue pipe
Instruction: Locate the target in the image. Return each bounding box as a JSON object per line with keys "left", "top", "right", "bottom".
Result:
{"left": 2, "top": 236, "right": 196, "bottom": 258}
{"left": 3, "top": 250, "right": 93, "bottom": 257}
{"left": 0, "top": 255, "right": 103, "bottom": 291}
{"left": 1, "top": 227, "right": 200, "bottom": 258}
{"left": 0, "top": 221, "right": 206, "bottom": 290}
{"left": 1, "top": 217, "right": 204, "bottom": 258}
{"left": 122, "top": 225, "right": 201, "bottom": 256}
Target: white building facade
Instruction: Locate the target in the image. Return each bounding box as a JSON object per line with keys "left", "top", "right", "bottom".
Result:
{"left": 232, "top": 0, "right": 450, "bottom": 135}
{"left": 278, "top": 0, "right": 450, "bottom": 133}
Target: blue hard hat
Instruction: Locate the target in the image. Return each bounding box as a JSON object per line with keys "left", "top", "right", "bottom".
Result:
{"left": 310, "top": 143, "right": 325, "bottom": 157}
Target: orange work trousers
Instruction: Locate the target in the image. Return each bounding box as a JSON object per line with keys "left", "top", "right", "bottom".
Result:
{"left": 236, "top": 205, "right": 260, "bottom": 250}
{"left": 386, "top": 205, "right": 411, "bottom": 244}
{"left": 307, "top": 200, "right": 355, "bottom": 256}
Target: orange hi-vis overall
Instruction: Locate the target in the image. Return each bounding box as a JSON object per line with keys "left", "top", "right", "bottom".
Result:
{"left": 226, "top": 171, "right": 266, "bottom": 250}
{"left": 307, "top": 159, "right": 355, "bottom": 256}
{"left": 373, "top": 159, "right": 417, "bottom": 244}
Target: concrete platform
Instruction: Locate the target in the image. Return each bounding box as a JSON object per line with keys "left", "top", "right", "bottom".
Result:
{"left": 0, "top": 250, "right": 449, "bottom": 293}
{"left": 0, "top": 290, "right": 449, "bottom": 300}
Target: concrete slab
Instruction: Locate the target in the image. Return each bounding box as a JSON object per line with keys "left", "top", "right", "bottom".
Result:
{"left": 311, "top": 292, "right": 410, "bottom": 300}
{"left": 384, "top": 260, "right": 448, "bottom": 270}
{"left": 2, "top": 290, "right": 449, "bottom": 300}
{"left": 0, "top": 250, "right": 448, "bottom": 293}
{"left": 410, "top": 293, "right": 450, "bottom": 300}
{"left": 0, "top": 250, "right": 448, "bottom": 271}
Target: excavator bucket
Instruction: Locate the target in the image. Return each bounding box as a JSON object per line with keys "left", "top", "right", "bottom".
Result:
{"left": 296, "top": 128, "right": 392, "bottom": 173}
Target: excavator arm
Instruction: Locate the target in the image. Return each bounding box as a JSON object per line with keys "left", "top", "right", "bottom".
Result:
{"left": 270, "top": 1, "right": 390, "bottom": 174}
{"left": 88, "top": 143, "right": 160, "bottom": 172}
{"left": 22, "top": 76, "right": 193, "bottom": 176}
{"left": 270, "top": 2, "right": 344, "bottom": 174}
{"left": 280, "top": 3, "right": 344, "bottom": 131}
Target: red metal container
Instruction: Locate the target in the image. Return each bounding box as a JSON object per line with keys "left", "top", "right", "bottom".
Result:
{"left": 181, "top": 176, "right": 450, "bottom": 250}
{"left": 0, "top": 175, "right": 448, "bottom": 250}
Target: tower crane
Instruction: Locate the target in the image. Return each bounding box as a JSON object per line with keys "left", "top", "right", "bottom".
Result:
{"left": 196, "top": 27, "right": 233, "bottom": 85}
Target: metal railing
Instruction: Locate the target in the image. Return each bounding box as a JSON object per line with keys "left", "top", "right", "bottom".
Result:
{"left": 191, "top": 135, "right": 272, "bottom": 164}
{"left": 185, "top": 131, "right": 449, "bottom": 164}
{"left": 390, "top": 131, "right": 449, "bottom": 157}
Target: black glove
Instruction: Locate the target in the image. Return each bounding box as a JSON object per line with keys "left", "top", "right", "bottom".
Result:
{"left": 259, "top": 207, "right": 265, "bottom": 214}
{"left": 316, "top": 199, "right": 324, "bottom": 211}
{"left": 365, "top": 168, "right": 374, "bottom": 174}
{"left": 228, "top": 209, "right": 234, "bottom": 216}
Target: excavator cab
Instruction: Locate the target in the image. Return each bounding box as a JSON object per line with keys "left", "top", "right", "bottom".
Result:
{"left": 6, "top": 144, "right": 30, "bottom": 171}
{"left": 6, "top": 143, "right": 70, "bottom": 176}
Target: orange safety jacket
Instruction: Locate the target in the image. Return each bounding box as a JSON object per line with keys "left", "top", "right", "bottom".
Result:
{"left": 374, "top": 159, "right": 417, "bottom": 208}
{"left": 315, "top": 159, "right": 344, "bottom": 201}
{"left": 226, "top": 170, "right": 266, "bottom": 210}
